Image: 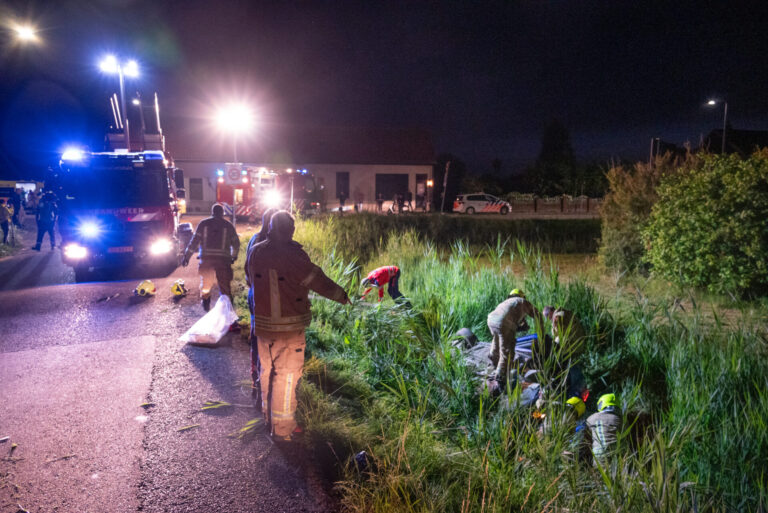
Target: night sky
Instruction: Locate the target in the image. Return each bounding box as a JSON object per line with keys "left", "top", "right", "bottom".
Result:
{"left": 2, "top": 0, "right": 768, "bottom": 179}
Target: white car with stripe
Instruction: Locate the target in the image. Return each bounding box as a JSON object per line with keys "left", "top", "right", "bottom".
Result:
{"left": 453, "top": 193, "right": 511, "bottom": 215}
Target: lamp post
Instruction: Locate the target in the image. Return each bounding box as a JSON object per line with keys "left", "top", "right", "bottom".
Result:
{"left": 100, "top": 56, "right": 139, "bottom": 150}
{"left": 215, "top": 104, "right": 255, "bottom": 227}
{"left": 12, "top": 24, "right": 39, "bottom": 44}
{"left": 707, "top": 99, "right": 728, "bottom": 153}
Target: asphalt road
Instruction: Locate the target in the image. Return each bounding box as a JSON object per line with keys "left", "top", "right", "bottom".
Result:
{"left": 0, "top": 220, "right": 335, "bottom": 513}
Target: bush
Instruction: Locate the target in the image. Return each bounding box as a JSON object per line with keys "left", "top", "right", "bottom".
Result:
{"left": 644, "top": 152, "right": 768, "bottom": 297}
{"left": 599, "top": 154, "right": 683, "bottom": 273}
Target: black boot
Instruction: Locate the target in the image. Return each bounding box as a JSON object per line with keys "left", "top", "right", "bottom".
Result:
{"left": 201, "top": 296, "right": 211, "bottom": 311}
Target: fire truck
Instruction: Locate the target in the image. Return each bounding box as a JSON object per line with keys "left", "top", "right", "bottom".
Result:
{"left": 49, "top": 93, "right": 188, "bottom": 282}
{"left": 216, "top": 165, "right": 322, "bottom": 221}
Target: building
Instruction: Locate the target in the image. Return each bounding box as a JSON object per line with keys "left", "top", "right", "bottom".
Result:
{"left": 168, "top": 123, "right": 435, "bottom": 213}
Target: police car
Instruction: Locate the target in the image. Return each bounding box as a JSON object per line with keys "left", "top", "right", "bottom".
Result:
{"left": 453, "top": 193, "right": 511, "bottom": 215}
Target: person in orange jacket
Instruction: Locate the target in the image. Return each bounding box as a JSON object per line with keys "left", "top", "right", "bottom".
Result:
{"left": 361, "top": 265, "right": 402, "bottom": 301}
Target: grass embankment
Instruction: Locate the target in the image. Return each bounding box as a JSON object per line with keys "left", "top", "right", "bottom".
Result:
{"left": 0, "top": 223, "right": 31, "bottom": 258}
{"left": 236, "top": 215, "right": 768, "bottom": 512}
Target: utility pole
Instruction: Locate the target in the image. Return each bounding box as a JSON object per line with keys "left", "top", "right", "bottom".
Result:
{"left": 440, "top": 160, "right": 450, "bottom": 214}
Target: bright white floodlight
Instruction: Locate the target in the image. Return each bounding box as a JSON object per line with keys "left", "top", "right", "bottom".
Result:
{"left": 707, "top": 100, "right": 717, "bottom": 106}
{"left": 14, "top": 25, "right": 38, "bottom": 42}
{"left": 123, "top": 60, "right": 139, "bottom": 78}
{"left": 215, "top": 104, "right": 255, "bottom": 135}
{"left": 99, "top": 55, "right": 118, "bottom": 73}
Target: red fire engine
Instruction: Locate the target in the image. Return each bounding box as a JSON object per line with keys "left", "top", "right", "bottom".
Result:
{"left": 216, "top": 165, "right": 322, "bottom": 221}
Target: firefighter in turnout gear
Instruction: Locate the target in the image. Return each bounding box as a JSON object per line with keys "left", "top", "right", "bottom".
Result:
{"left": 361, "top": 265, "right": 402, "bottom": 301}
{"left": 246, "top": 210, "right": 349, "bottom": 441}
{"left": 183, "top": 203, "right": 240, "bottom": 311}
{"left": 586, "top": 393, "right": 622, "bottom": 465}
{"left": 487, "top": 289, "right": 542, "bottom": 386}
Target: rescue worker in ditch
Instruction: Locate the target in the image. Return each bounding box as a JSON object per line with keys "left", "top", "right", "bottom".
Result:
{"left": 182, "top": 203, "right": 240, "bottom": 311}
{"left": 244, "top": 207, "right": 278, "bottom": 409}
{"left": 246, "top": 210, "right": 349, "bottom": 441}
{"left": 586, "top": 393, "right": 622, "bottom": 465}
{"left": 542, "top": 305, "right": 587, "bottom": 361}
{"left": 487, "top": 289, "right": 542, "bottom": 387}
{"left": 361, "top": 265, "right": 402, "bottom": 301}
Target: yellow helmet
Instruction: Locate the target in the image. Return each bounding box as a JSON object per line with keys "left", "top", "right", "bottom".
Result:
{"left": 566, "top": 396, "right": 586, "bottom": 418}
{"left": 171, "top": 279, "right": 188, "bottom": 297}
{"left": 509, "top": 288, "right": 525, "bottom": 298}
{"left": 134, "top": 280, "right": 156, "bottom": 297}
{"left": 597, "top": 393, "right": 618, "bottom": 411}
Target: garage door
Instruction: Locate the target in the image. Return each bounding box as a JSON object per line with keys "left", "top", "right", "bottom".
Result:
{"left": 375, "top": 174, "right": 409, "bottom": 202}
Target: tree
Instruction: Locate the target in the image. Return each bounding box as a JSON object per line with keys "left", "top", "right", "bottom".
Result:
{"left": 525, "top": 119, "right": 576, "bottom": 195}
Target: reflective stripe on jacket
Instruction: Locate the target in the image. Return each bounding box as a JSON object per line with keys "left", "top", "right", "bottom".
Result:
{"left": 246, "top": 238, "right": 348, "bottom": 334}
{"left": 185, "top": 216, "right": 240, "bottom": 263}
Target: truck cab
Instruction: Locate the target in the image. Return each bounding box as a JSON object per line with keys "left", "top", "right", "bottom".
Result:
{"left": 53, "top": 149, "right": 186, "bottom": 281}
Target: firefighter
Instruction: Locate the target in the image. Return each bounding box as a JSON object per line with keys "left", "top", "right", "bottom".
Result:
{"left": 361, "top": 265, "right": 402, "bottom": 301}
{"left": 32, "top": 192, "right": 57, "bottom": 251}
{"left": 487, "top": 289, "right": 542, "bottom": 386}
{"left": 0, "top": 199, "right": 11, "bottom": 244}
{"left": 244, "top": 207, "right": 278, "bottom": 409}
{"left": 586, "top": 393, "right": 622, "bottom": 465}
{"left": 182, "top": 203, "right": 240, "bottom": 311}
{"left": 543, "top": 305, "right": 587, "bottom": 361}
{"left": 246, "top": 210, "right": 349, "bottom": 441}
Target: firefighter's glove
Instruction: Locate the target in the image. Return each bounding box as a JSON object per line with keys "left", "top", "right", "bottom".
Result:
{"left": 182, "top": 254, "right": 190, "bottom": 267}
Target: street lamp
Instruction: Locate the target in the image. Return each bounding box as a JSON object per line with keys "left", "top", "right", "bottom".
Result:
{"left": 99, "top": 55, "right": 140, "bottom": 150}
{"left": 215, "top": 103, "right": 256, "bottom": 226}
{"left": 14, "top": 25, "right": 38, "bottom": 42}
{"left": 706, "top": 99, "right": 728, "bottom": 153}
{"left": 215, "top": 103, "right": 255, "bottom": 163}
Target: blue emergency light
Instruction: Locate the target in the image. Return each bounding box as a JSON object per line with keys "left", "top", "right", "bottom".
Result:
{"left": 144, "top": 151, "right": 164, "bottom": 160}
{"left": 61, "top": 148, "right": 85, "bottom": 161}
{"left": 241, "top": 169, "right": 247, "bottom": 175}
{"left": 216, "top": 169, "right": 224, "bottom": 177}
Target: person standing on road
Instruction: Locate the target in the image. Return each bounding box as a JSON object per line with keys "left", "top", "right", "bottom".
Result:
{"left": 361, "top": 265, "right": 402, "bottom": 301}
{"left": 487, "top": 289, "right": 542, "bottom": 386}
{"left": 32, "top": 192, "right": 57, "bottom": 251}
{"left": 244, "top": 207, "right": 278, "bottom": 408}
{"left": 246, "top": 210, "right": 349, "bottom": 441}
{"left": 10, "top": 189, "right": 22, "bottom": 228}
{"left": 182, "top": 203, "right": 240, "bottom": 311}
{"left": 0, "top": 199, "right": 11, "bottom": 244}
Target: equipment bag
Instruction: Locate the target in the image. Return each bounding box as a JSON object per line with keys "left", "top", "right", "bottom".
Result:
{"left": 178, "top": 295, "right": 239, "bottom": 344}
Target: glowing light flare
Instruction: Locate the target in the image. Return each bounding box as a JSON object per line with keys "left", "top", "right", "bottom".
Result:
{"left": 64, "top": 243, "right": 88, "bottom": 260}
{"left": 61, "top": 148, "right": 85, "bottom": 161}
{"left": 13, "top": 24, "right": 39, "bottom": 43}
{"left": 150, "top": 238, "right": 173, "bottom": 255}
{"left": 123, "top": 60, "right": 139, "bottom": 78}
{"left": 78, "top": 221, "right": 101, "bottom": 238}
{"left": 263, "top": 189, "right": 282, "bottom": 208}
{"left": 707, "top": 100, "right": 717, "bottom": 106}
{"left": 217, "top": 177, "right": 224, "bottom": 183}
{"left": 426, "top": 179, "right": 434, "bottom": 187}
{"left": 99, "top": 55, "right": 118, "bottom": 73}
{"left": 214, "top": 103, "right": 256, "bottom": 135}
{"left": 132, "top": 99, "right": 141, "bottom": 106}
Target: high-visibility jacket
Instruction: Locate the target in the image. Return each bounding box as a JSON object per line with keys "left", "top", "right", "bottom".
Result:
{"left": 362, "top": 265, "right": 399, "bottom": 300}
{"left": 185, "top": 215, "right": 240, "bottom": 264}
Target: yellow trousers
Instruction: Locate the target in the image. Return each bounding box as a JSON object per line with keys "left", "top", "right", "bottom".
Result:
{"left": 256, "top": 330, "right": 306, "bottom": 437}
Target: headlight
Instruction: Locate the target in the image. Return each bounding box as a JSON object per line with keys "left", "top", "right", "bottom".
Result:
{"left": 150, "top": 238, "right": 174, "bottom": 255}
{"left": 264, "top": 189, "right": 282, "bottom": 208}
{"left": 64, "top": 243, "right": 88, "bottom": 259}
{"left": 78, "top": 221, "right": 101, "bottom": 238}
